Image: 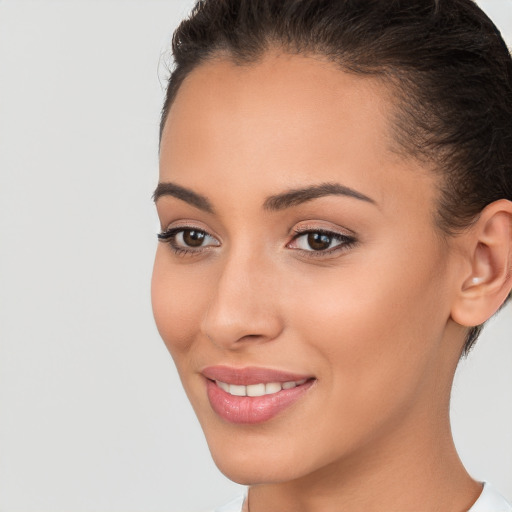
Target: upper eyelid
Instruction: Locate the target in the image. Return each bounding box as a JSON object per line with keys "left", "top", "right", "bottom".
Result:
{"left": 290, "top": 226, "right": 356, "bottom": 243}
{"left": 288, "top": 229, "right": 355, "bottom": 245}
{"left": 160, "top": 219, "right": 211, "bottom": 230}
{"left": 292, "top": 227, "right": 350, "bottom": 236}
{"left": 291, "top": 220, "right": 355, "bottom": 235}
{"left": 159, "top": 226, "right": 219, "bottom": 240}
{"left": 160, "top": 222, "right": 221, "bottom": 240}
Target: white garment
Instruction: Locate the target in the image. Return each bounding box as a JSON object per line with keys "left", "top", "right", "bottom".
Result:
{"left": 213, "top": 494, "right": 245, "bottom": 512}
{"left": 212, "top": 482, "right": 512, "bottom": 512}
{"left": 469, "top": 483, "right": 512, "bottom": 512}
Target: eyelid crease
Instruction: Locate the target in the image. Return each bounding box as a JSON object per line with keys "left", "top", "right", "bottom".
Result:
{"left": 290, "top": 221, "right": 357, "bottom": 237}
{"left": 158, "top": 220, "right": 221, "bottom": 239}
{"left": 291, "top": 228, "right": 355, "bottom": 239}
{"left": 292, "top": 224, "right": 355, "bottom": 236}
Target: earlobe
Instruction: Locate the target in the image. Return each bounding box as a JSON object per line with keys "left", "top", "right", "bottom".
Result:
{"left": 451, "top": 199, "right": 512, "bottom": 328}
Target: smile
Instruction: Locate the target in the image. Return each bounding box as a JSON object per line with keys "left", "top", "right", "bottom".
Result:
{"left": 215, "top": 378, "right": 308, "bottom": 397}
{"left": 202, "top": 366, "right": 315, "bottom": 424}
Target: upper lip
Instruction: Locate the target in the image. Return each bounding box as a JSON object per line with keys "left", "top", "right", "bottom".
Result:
{"left": 201, "top": 365, "right": 313, "bottom": 386}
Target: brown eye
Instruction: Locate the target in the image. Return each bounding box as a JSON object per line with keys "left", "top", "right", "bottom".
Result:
{"left": 157, "top": 226, "right": 220, "bottom": 254}
{"left": 287, "top": 229, "right": 356, "bottom": 255}
{"left": 307, "top": 232, "right": 332, "bottom": 251}
{"left": 182, "top": 229, "right": 206, "bottom": 247}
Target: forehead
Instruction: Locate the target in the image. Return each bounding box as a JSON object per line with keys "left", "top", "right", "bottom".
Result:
{"left": 163, "top": 52, "right": 395, "bottom": 157}
{"left": 160, "top": 53, "right": 436, "bottom": 215}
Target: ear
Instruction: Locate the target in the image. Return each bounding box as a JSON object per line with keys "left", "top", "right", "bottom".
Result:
{"left": 450, "top": 199, "right": 512, "bottom": 328}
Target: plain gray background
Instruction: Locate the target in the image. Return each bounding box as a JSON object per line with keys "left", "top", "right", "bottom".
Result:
{"left": 0, "top": 1, "right": 511, "bottom": 511}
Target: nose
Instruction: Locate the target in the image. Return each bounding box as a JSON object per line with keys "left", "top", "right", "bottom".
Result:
{"left": 200, "top": 248, "right": 284, "bottom": 349}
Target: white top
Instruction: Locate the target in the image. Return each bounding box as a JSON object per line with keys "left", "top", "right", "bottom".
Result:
{"left": 469, "top": 484, "right": 512, "bottom": 512}
{"left": 212, "top": 483, "right": 512, "bottom": 512}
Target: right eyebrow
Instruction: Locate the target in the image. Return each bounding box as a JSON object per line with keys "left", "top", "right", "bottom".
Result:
{"left": 152, "top": 182, "right": 214, "bottom": 214}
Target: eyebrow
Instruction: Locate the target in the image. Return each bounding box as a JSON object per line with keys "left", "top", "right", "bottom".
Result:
{"left": 263, "top": 182, "right": 376, "bottom": 211}
{"left": 153, "top": 181, "right": 376, "bottom": 213}
{"left": 153, "top": 182, "right": 214, "bottom": 213}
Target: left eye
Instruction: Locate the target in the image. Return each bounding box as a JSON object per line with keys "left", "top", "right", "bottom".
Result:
{"left": 289, "top": 231, "right": 354, "bottom": 252}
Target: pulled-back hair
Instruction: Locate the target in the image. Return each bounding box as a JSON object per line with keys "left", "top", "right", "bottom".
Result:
{"left": 160, "top": 0, "right": 512, "bottom": 354}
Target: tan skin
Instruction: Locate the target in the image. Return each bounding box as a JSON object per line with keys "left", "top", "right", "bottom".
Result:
{"left": 152, "top": 53, "right": 512, "bottom": 512}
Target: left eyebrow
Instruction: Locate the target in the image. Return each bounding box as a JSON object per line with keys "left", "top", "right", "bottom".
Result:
{"left": 263, "top": 182, "right": 376, "bottom": 211}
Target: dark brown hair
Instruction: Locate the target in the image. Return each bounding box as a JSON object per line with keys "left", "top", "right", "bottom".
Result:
{"left": 160, "top": 0, "right": 512, "bottom": 354}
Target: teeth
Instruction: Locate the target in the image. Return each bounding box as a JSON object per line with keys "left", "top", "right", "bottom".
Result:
{"left": 217, "top": 381, "right": 229, "bottom": 393}
{"left": 229, "top": 384, "right": 246, "bottom": 396}
{"left": 265, "top": 382, "right": 281, "bottom": 394}
{"left": 215, "top": 379, "right": 308, "bottom": 397}
{"left": 246, "top": 383, "right": 265, "bottom": 397}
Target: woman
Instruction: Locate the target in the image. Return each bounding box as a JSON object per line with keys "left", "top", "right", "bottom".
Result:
{"left": 151, "top": 0, "right": 512, "bottom": 511}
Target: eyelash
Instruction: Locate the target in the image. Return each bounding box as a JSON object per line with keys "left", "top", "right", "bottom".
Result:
{"left": 288, "top": 228, "right": 357, "bottom": 258}
{"left": 157, "top": 226, "right": 357, "bottom": 258}
{"left": 157, "top": 226, "right": 219, "bottom": 256}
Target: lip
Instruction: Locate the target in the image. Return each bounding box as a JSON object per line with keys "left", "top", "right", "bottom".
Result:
{"left": 202, "top": 365, "right": 312, "bottom": 385}
{"left": 202, "top": 366, "right": 315, "bottom": 424}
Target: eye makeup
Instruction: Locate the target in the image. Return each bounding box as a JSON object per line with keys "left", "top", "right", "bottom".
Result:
{"left": 157, "top": 223, "right": 358, "bottom": 260}
{"left": 287, "top": 227, "right": 357, "bottom": 258}
{"left": 158, "top": 226, "right": 220, "bottom": 256}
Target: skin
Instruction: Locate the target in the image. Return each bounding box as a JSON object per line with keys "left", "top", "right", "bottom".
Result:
{"left": 152, "top": 53, "right": 509, "bottom": 512}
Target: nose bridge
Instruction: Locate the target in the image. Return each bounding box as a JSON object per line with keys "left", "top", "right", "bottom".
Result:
{"left": 201, "top": 242, "right": 283, "bottom": 348}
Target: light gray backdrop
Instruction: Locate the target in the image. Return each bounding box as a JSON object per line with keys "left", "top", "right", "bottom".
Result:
{"left": 0, "top": 1, "right": 511, "bottom": 511}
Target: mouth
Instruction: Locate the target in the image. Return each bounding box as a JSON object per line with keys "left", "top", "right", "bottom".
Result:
{"left": 214, "top": 378, "right": 309, "bottom": 397}
{"left": 201, "top": 366, "right": 315, "bottom": 424}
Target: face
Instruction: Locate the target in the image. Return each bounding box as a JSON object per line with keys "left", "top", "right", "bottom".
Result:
{"left": 152, "top": 53, "right": 465, "bottom": 485}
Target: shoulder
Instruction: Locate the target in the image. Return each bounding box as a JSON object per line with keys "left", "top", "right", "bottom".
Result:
{"left": 469, "top": 483, "right": 512, "bottom": 512}
{"left": 204, "top": 486, "right": 512, "bottom": 512}
{"left": 209, "top": 494, "right": 246, "bottom": 512}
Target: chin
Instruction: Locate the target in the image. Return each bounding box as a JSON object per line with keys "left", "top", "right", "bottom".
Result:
{"left": 210, "top": 450, "right": 302, "bottom": 486}
{"left": 201, "top": 423, "right": 336, "bottom": 486}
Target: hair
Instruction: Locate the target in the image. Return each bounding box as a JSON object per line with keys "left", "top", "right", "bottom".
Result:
{"left": 160, "top": 0, "right": 512, "bottom": 355}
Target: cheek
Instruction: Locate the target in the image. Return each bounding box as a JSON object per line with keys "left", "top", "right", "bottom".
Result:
{"left": 151, "top": 248, "right": 208, "bottom": 358}
{"left": 286, "top": 244, "right": 449, "bottom": 400}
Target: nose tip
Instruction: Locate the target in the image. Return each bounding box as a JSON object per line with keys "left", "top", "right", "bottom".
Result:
{"left": 200, "top": 260, "right": 284, "bottom": 349}
{"left": 201, "top": 300, "right": 284, "bottom": 349}
{"left": 202, "top": 311, "right": 282, "bottom": 349}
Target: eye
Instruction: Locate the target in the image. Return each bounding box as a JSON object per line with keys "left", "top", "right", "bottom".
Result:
{"left": 288, "top": 229, "right": 356, "bottom": 254}
{"left": 158, "top": 227, "right": 220, "bottom": 254}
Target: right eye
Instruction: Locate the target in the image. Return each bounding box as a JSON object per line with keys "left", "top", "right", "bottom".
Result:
{"left": 158, "top": 227, "right": 220, "bottom": 254}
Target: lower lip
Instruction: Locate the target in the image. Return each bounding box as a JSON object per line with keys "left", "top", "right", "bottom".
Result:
{"left": 206, "top": 379, "right": 315, "bottom": 424}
